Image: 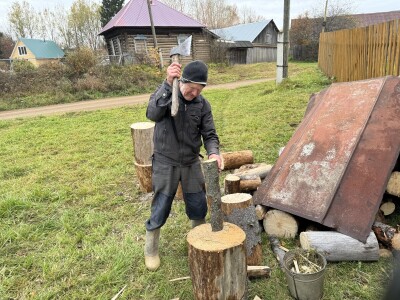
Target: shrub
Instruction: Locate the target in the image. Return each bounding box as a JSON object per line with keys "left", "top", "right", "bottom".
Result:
{"left": 65, "top": 48, "right": 97, "bottom": 77}
{"left": 12, "top": 59, "right": 35, "bottom": 73}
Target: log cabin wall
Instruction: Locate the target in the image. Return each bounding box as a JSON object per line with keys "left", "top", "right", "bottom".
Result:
{"left": 103, "top": 28, "right": 215, "bottom": 65}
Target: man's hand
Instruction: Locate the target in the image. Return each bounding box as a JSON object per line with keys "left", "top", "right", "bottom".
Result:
{"left": 166, "top": 62, "right": 181, "bottom": 86}
{"left": 208, "top": 154, "right": 223, "bottom": 172}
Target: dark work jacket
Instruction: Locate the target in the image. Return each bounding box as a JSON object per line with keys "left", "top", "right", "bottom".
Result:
{"left": 146, "top": 80, "right": 220, "bottom": 166}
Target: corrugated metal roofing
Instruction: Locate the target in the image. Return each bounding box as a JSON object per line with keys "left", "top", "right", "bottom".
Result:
{"left": 211, "top": 20, "right": 272, "bottom": 42}
{"left": 99, "top": 0, "right": 205, "bottom": 35}
{"left": 20, "top": 38, "right": 64, "bottom": 59}
{"left": 254, "top": 76, "right": 400, "bottom": 242}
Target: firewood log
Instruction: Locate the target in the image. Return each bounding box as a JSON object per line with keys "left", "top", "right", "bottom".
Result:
{"left": 238, "top": 174, "right": 262, "bottom": 192}
{"left": 300, "top": 231, "right": 379, "bottom": 261}
{"left": 387, "top": 172, "right": 400, "bottom": 197}
{"left": 247, "top": 266, "right": 271, "bottom": 278}
{"left": 234, "top": 163, "right": 273, "bottom": 179}
{"left": 263, "top": 209, "right": 298, "bottom": 238}
{"left": 130, "top": 122, "right": 154, "bottom": 164}
{"left": 134, "top": 162, "right": 152, "bottom": 193}
{"left": 255, "top": 204, "right": 267, "bottom": 220}
{"left": 221, "top": 150, "right": 254, "bottom": 170}
{"left": 380, "top": 200, "right": 395, "bottom": 216}
{"left": 224, "top": 174, "right": 241, "bottom": 195}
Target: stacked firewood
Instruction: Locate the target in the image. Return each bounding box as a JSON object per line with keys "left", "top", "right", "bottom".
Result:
{"left": 221, "top": 150, "right": 400, "bottom": 262}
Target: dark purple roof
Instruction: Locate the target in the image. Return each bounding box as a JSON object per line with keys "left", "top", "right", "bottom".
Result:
{"left": 352, "top": 10, "right": 400, "bottom": 27}
{"left": 99, "top": 0, "right": 205, "bottom": 35}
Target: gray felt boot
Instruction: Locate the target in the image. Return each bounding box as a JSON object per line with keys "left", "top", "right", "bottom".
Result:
{"left": 191, "top": 219, "right": 206, "bottom": 228}
{"left": 144, "top": 228, "right": 160, "bottom": 271}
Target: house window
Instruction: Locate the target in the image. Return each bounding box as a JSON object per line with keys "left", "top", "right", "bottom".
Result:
{"left": 134, "top": 35, "right": 148, "bottom": 54}
{"left": 177, "top": 34, "right": 190, "bottom": 45}
{"left": 18, "top": 46, "right": 27, "bottom": 56}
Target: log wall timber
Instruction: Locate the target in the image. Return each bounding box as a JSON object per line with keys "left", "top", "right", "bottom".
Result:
{"left": 224, "top": 174, "right": 241, "bottom": 195}
{"left": 187, "top": 223, "right": 247, "bottom": 300}
{"left": 134, "top": 162, "right": 152, "bottom": 193}
{"left": 221, "top": 150, "right": 254, "bottom": 170}
{"left": 300, "top": 231, "right": 379, "bottom": 261}
{"left": 387, "top": 172, "right": 400, "bottom": 197}
{"left": 263, "top": 209, "right": 298, "bottom": 238}
{"left": 130, "top": 122, "right": 154, "bottom": 164}
{"left": 221, "top": 193, "right": 263, "bottom": 265}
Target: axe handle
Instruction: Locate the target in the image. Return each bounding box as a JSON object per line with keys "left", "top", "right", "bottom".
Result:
{"left": 171, "top": 54, "right": 180, "bottom": 117}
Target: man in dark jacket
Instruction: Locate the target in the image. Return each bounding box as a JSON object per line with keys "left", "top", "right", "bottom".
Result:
{"left": 144, "top": 60, "right": 222, "bottom": 271}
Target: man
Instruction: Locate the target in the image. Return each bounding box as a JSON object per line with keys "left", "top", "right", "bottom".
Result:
{"left": 144, "top": 60, "right": 222, "bottom": 271}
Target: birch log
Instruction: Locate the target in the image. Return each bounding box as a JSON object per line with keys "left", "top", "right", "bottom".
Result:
{"left": 234, "top": 163, "right": 273, "bottom": 180}
{"left": 300, "top": 231, "right": 379, "bottom": 261}
{"left": 221, "top": 193, "right": 263, "bottom": 265}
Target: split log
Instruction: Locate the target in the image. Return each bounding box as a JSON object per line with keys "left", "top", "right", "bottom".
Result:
{"left": 263, "top": 209, "right": 298, "bottom": 238}
{"left": 221, "top": 193, "right": 263, "bottom": 265}
{"left": 224, "top": 174, "right": 241, "bottom": 195}
{"left": 203, "top": 158, "right": 223, "bottom": 232}
{"left": 247, "top": 266, "right": 271, "bottom": 278}
{"left": 255, "top": 204, "right": 267, "bottom": 220}
{"left": 380, "top": 200, "right": 396, "bottom": 216}
{"left": 233, "top": 163, "right": 273, "bottom": 180}
{"left": 300, "top": 231, "right": 379, "bottom": 261}
{"left": 387, "top": 171, "right": 400, "bottom": 197}
{"left": 187, "top": 223, "right": 247, "bottom": 300}
{"left": 130, "top": 122, "right": 154, "bottom": 164}
{"left": 221, "top": 150, "right": 254, "bottom": 170}
{"left": 238, "top": 174, "right": 261, "bottom": 192}
{"left": 372, "top": 221, "right": 397, "bottom": 248}
{"left": 134, "top": 162, "right": 152, "bottom": 193}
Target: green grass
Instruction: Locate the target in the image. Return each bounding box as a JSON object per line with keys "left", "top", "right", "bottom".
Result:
{"left": 0, "top": 62, "right": 394, "bottom": 299}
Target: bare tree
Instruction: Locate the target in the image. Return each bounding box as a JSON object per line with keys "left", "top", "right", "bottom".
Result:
{"left": 8, "top": 1, "right": 39, "bottom": 39}
{"left": 239, "top": 5, "right": 266, "bottom": 24}
{"left": 161, "top": 0, "right": 187, "bottom": 12}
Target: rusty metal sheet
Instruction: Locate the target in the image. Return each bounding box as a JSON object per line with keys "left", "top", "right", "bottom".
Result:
{"left": 254, "top": 76, "right": 400, "bottom": 242}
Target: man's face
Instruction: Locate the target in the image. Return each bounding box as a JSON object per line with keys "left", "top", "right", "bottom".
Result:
{"left": 180, "top": 82, "right": 204, "bottom": 101}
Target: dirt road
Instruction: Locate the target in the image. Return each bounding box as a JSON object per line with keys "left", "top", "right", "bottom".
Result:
{"left": 0, "top": 78, "right": 271, "bottom": 120}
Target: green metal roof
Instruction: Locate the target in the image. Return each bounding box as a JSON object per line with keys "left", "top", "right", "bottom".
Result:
{"left": 20, "top": 38, "right": 64, "bottom": 59}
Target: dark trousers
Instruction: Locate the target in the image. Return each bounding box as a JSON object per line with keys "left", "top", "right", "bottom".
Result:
{"left": 145, "top": 159, "right": 207, "bottom": 231}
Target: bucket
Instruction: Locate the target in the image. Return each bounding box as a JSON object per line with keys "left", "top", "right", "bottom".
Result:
{"left": 283, "top": 249, "right": 327, "bottom": 300}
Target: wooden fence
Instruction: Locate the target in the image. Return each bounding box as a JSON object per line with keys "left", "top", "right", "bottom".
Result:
{"left": 318, "top": 19, "right": 400, "bottom": 82}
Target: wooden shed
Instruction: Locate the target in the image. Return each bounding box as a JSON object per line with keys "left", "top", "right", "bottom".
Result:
{"left": 98, "top": 0, "right": 219, "bottom": 65}
{"left": 211, "top": 20, "right": 279, "bottom": 64}
{"left": 10, "top": 38, "right": 64, "bottom": 67}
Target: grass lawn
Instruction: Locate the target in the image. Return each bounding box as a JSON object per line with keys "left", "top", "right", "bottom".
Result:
{"left": 0, "top": 62, "right": 395, "bottom": 299}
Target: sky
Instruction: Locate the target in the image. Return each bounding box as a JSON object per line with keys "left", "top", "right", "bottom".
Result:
{"left": 0, "top": 0, "right": 399, "bottom": 33}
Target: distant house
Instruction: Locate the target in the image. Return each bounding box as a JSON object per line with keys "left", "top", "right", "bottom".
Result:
{"left": 99, "top": 0, "right": 219, "bottom": 65}
{"left": 211, "top": 20, "right": 279, "bottom": 64}
{"left": 10, "top": 38, "right": 64, "bottom": 67}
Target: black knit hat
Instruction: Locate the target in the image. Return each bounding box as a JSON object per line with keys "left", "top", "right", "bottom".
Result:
{"left": 181, "top": 60, "right": 208, "bottom": 86}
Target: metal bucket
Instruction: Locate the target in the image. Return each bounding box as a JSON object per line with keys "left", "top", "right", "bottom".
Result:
{"left": 283, "top": 249, "right": 327, "bottom": 300}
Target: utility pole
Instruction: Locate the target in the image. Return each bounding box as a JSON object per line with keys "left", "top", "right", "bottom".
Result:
{"left": 282, "top": 0, "right": 290, "bottom": 78}
{"left": 277, "top": 0, "right": 290, "bottom": 83}
{"left": 147, "top": 0, "right": 163, "bottom": 69}
{"left": 322, "top": 0, "right": 328, "bottom": 32}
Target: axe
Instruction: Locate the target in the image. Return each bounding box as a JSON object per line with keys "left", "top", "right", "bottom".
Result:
{"left": 169, "top": 35, "right": 192, "bottom": 117}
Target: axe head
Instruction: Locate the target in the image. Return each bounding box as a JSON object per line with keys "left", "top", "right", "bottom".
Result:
{"left": 170, "top": 35, "right": 192, "bottom": 57}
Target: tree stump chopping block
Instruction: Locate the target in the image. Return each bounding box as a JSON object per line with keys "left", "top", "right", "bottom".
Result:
{"left": 134, "top": 162, "right": 152, "bottom": 193}
{"left": 130, "top": 122, "right": 154, "bottom": 164}
{"left": 221, "top": 193, "right": 263, "bottom": 265}
{"left": 187, "top": 222, "right": 247, "bottom": 300}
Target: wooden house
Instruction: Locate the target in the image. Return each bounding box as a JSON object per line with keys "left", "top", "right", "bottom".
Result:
{"left": 211, "top": 20, "right": 279, "bottom": 64}
{"left": 98, "top": 0, "right": 219, "bottom": 65}
{"left": 10, "top": 38, "right": 64, "bottom": 67}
